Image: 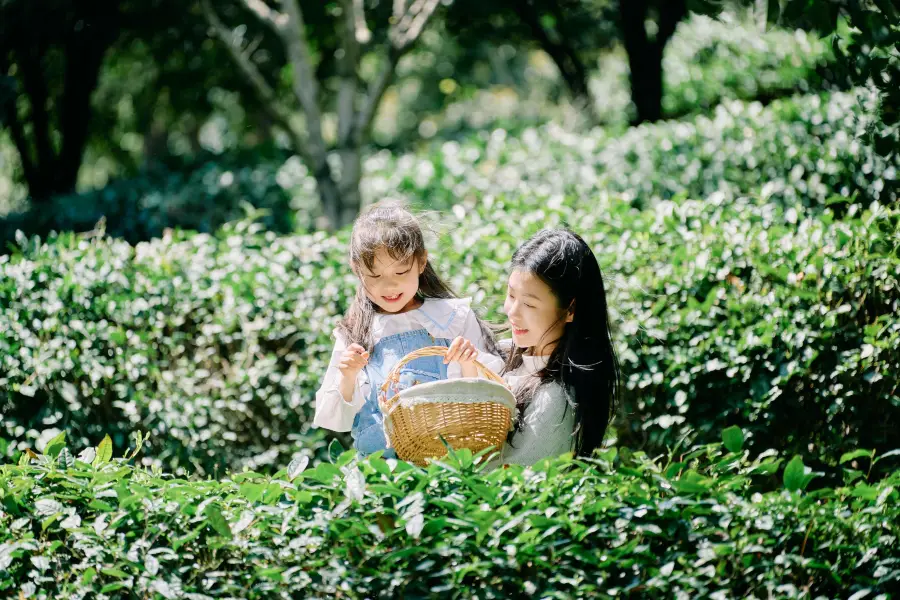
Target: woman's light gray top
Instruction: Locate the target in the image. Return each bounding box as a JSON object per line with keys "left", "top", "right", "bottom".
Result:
{"left": 494, "top": 352, "right": 576, "bottom": 466}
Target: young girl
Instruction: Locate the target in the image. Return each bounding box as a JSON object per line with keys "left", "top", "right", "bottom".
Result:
{"left": 495, "top": 228, "right": 620, "bottom": 465}
{"left": 314, "top": 202, "right": 504, "bottom": 458}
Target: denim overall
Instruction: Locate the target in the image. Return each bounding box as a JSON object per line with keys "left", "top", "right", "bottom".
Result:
{"left": 351, "top": 329, "right": 452, "bottom": 458}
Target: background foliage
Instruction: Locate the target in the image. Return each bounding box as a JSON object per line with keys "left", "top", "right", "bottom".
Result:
{"left": 1, "top": 0, "right": 899, "bottom": 596}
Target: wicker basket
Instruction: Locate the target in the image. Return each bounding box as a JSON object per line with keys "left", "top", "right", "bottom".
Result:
{"left": 378, "top": 346, "right": 516, "bottom": 466}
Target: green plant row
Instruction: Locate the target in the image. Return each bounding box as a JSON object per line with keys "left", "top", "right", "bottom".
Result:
{"left": 2, "top": 188, "right": 898, "bottom": 479}
{"left": 1, "top": 430, "right": 897, "bottom": 599}
{"left": 3, "top": 87, "right": 895, "bottom": 252}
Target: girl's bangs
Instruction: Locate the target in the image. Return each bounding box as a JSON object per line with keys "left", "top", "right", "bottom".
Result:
{"left": 354, "top": 225, "right": 422, "bottom": 272}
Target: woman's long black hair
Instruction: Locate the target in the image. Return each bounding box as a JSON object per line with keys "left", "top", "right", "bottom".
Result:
{"left": 503, "top": 228, "right": 620, "bottom": 457}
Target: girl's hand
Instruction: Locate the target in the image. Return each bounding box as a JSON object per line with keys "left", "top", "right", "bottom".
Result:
{"left": 444, "top": 337, "right": 478, "bottom": 366}
{"left": 338, "top": 343, "right": 369, "bottom": 378}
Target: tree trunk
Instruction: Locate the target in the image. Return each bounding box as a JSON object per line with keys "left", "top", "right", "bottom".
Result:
{"left": 6, "top": 8, "right": 117, "bottom": 204}
{"left": 314, "top": 165, "right": 344, "bottom": 229}
{"left": 515, "top": 0, "right": 598, "bottom": 123}
{"left": 56, "top": 25, "right": 113, "bottom": 196}
{"left": 337, "top": 148, "right": 363, "bottom": 228}
{"left": 620, "top": 0, "right": 686, "bottom": 125}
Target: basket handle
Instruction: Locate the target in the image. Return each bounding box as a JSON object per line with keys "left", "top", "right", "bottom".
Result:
{"left": 379, "top": 346, "right": 507, "bottom": 411}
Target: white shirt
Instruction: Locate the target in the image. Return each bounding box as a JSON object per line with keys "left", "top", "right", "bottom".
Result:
{"left": 313, "top": 297, "right": 505, "bottom": 432}
{"left": 496, "top": 352, "right": 577, "bottom": 466}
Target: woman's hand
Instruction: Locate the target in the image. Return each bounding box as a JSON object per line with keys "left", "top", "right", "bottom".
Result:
{"left": 444, "top": 337, "right": 479, "bottom": 377}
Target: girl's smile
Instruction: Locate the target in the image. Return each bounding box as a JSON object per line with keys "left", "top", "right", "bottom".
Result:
{"left": 357, "top": 248, "right": 427, "bottom": 314}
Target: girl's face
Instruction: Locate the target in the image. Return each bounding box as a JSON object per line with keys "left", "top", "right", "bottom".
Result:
{"left": 503, "top": 269, "right": 572, "bottom": 355}
{"left": 357, "top": 248, "right": 426, "bottom": 314}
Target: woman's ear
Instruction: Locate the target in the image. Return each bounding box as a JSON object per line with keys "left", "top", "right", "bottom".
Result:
{"left": 419, "top": 251, "right": 428, "bottom": 274}
{"left": 565, "top": 299, "right": 575, "bottom": 323}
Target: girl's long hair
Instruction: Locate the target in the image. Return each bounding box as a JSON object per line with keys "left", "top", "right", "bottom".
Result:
{"left": 503, "top": 229, "right": 620, "bottom": 457}
{"left": 336, "top": 202, "right": 499, "bottom": 354}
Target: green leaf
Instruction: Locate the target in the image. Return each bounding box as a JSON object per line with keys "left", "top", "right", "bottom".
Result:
{"left": 125, "top": 430, "right": 145, "bottom": 460}
{"left": 42, "top": 431, "right": 66, "bottom": 459}
{"left": 100, "top": 567, "right": 130, "bottom": 578}
{"left": 721, "top": 426, "right": 744, "bottom": 453}
{"left": 57, "top": 447, "right": 74, "bottom": 469}
{"left": 839, "top": 449, "right": 874, "bottom": 464}
{"left": 205, "top": 503, "right": 232, "bottom": 539}
{"left": 328, "top": 438, "right": 346, "bottom": 464}
{"left": 783, "top": 455, "right": 813, "bottom": 492}
{"left": 240, "top": 483, "right": 265, "bottom": 503}
{"left": 93, "top": 435, "right": 113, "bottom": 467}
{"left": 850, "top": 484, "right": 880, "bottom": 501}
{"left": 173, "top": 524, "right": 205, "bottom": 551}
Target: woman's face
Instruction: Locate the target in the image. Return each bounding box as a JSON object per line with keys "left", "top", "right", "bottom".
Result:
{"left": 357, "top": 248, "right": 426, "bottom": 313}
{"left": 503, "top": 269, "right": 572, "bottom": 355}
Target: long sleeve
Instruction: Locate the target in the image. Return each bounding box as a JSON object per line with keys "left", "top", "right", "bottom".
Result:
{"left": 313, "top": 332, "right": 368, "bottom": 432}
{"left": 498, "top": 382, "right": 576, "bottom": 466}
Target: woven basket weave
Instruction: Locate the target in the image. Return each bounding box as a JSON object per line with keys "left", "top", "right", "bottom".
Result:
{"left": 378, "top": 346, "right": 515, "bottom": 466}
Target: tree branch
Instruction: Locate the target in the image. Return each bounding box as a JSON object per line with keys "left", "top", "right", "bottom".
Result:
{"left": 352, "top": 0, "right": 372, "bottom": 44}
{"left": 280, "top": 0, "right": 329, "bottom": 167}
{"left": 390, "top": 0, "right": 441, "bottom": 50}
{"left": 202, "top": 2, "right": 290, "bottom": 119}
{"left": 202, "top": 0, "right": 311, "bottom": 164}
{"left": 337, "top": 0, "right": 361, "bottom": 147}
{"left": 240, "top": 0, "right": 289, "bottom": 32}
{"left": 354, "top": 48, "right": 400, "bottom": 142}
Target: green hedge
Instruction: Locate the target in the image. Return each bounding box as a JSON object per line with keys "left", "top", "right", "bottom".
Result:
{"left": 434, "top": 193, "right": 900, "bottom": 480}
{"left": 1, "top": 89, "right": 897, "bottom": 476}
{"left": 3, "top": 88, "right": 894, "bottom": 253}
{"left": 0, "top": 221, "right": 352, "bottom": 475}
{"left": 387, "top": 89, "right": 896, "bottom": 212}
{"left": 660, "top": 14, "right": 841, "bottom": 118}
{"left": 1, "top": 431, "right": 897, "bottom": 598}
{"left": 0, "top": 156, "right": 308, "bottom": 250}
{"left": 3, "top": 191, "right": 898, "bottom": 478}
{"left": 589, "top": 13, "right": 840, "bottom": 125}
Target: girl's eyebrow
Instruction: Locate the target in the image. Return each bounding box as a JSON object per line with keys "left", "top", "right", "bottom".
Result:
{"left": 364, "top": 257, "right": 412, "bottom": 276}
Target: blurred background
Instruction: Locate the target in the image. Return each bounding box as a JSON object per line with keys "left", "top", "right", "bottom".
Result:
{"left": 1, "top": 0, "right": 898, "bottom": 476}
{"left": 1, "top": 0, "right": 895, "bottom": 236}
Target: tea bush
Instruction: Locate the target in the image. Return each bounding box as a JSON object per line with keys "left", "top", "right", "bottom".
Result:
{"left": 0, "top": 221, "right": 353, "bottom": 475}
{"left": 3, "top": 88, "right": 894, "bottom": 253}
{"left": 660, "top": 14, "right": 841, "bottom": 118}
{"left": 436, "top": 193, "right": 900, "bottom": 479}
{"left": 0, "top": 156, "right": 304, "bottom": 251}
{"left": 589, "top": 13, "right": 840, "bottom": 125}
{"left": 3, "top": 188, "right": 898, "bottom": 478}
{"left": 384, "top": 89, "right": 896, "bottom": 212}
{"left": 0, "top": 432, "right": 897, "bottom": 599}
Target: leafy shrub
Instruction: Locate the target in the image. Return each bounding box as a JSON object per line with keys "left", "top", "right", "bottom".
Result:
{"left": 433, "top": 193, "right": 900, "bottom": 479}
{"left": 3, "top": 190, "right": 898, "bottom": 478}
{"left": 660, "top": 14, "right": 841, "bottom": 118}
{"left": 384, "top": 89, "right": 896, "bottom": 213}
{"left": 0, "top": 220, "right": 353, "bottom": 475}
{"left": 0, "top": 156, "right": 311, "bottom": 251}
{"left": 2, "top": 89, "right": 897, "bottom": 475}
{"left": 1, "top": 431, "right": 897, "bottom": 599}
{"left": 5, "top": 86, "right": 893, "bottom": 254}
